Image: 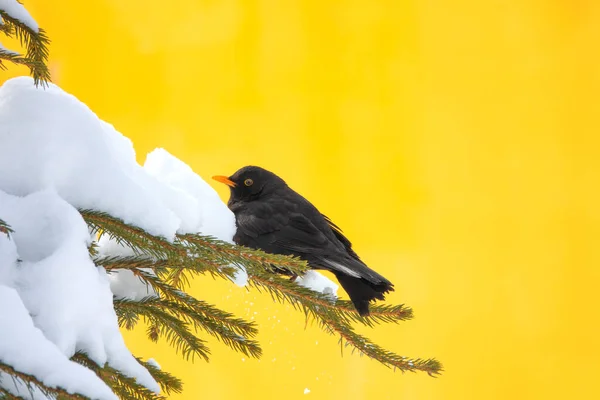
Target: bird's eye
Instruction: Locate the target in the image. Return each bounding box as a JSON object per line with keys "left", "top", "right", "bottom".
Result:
{"left": 244, "top": 178, "right": 254, "bottom": 186}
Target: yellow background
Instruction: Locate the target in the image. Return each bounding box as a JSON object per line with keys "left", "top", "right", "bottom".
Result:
{"left": 2, "top": 1, "right": 600, "bottom": 399}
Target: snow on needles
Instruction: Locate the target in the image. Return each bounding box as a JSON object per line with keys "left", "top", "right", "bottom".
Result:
{"left": 295, "top": 270, "right": 339, "bottom": 298}
{"left": 0, "top": 77, "right": 242, "bottom": 397}
{"left": 0, "top": 0, "right": 40, "bottom": 32}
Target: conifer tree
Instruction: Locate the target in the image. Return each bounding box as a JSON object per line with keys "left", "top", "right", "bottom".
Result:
{"left": 0, "top": 2, "right": 442, "bottom": 399}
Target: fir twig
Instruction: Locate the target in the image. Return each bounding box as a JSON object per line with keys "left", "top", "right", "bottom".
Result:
{"left": 179, "top": 233, "right": 309, "bottom": 277}
{"left": 322, "top": 318, "right": 443, "bottom": 376}
{"left": 137, "top": 359, "right": 183, "bottom": 396}
{"left": 0, "top": 49, "right": 34, "bottom": 70}
{"left": 0, "top": 362, "right": 85, "bottom": 400}
{"left": 246, "top": 271, "right": 442, "bottom": 375}
{"left": 114, "top": 297, "right": 211, "bottom": 362}
{"left": 249, "top": 270, "right": 413, "bottom": 327}
{"left": 0, "top": 218, "right": 12, "bottom": 237}
{"left": 82, "top": 211, "right": 238, "bottom": 285}
{"left": 0, "top": 8, "right": 50, "bottom": 86}
{"left": 102, "top": 258, "right": 263, "bottom": 358}
{"left": 81, "top": 210, "right": 183, "bottom": 260}
{"left": 71, "top": 353, "right": 165, "bottom": 400}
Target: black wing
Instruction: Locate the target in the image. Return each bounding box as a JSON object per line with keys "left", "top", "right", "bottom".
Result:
{"left": 321, "top": 214, "right": 362, "bottom": 262}
{"left": 234, "top": 208, "right": 360, "bottom": 277}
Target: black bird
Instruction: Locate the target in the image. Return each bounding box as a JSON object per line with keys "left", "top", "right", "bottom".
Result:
{"left": 212, "top": 166, "right": 394, "bottom": 316}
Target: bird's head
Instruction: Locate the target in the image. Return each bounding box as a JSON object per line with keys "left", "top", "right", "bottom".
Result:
{"left": 212, "top": 166, "right": 287, "bottom": 205}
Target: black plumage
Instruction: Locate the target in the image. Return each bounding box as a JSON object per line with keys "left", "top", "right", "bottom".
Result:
{"left": 213, "top": 166, "right": 394, "bottom": 316}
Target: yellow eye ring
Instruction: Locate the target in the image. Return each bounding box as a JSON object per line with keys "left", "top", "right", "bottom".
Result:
{"left": 244, "top": 178, "right": 254, "bottom": 186}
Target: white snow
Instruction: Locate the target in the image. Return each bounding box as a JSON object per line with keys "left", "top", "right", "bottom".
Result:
{"left": 304, "top": 388, "right": 311, "bottom": 395}
{"left": 295, "top": 270, "right": 339, "bottom": 298}
{"left": 0, "top": 0, "right": 39, "bottom": 32}
{"left": 0, "top": 190, "right": 160, "bottom": 395}
{"left": 0, "top": 286, "right": 118, "bottom": 400}
{"left": 144, "top": 148, "right": 236, "bottom": 240}
{"left": 146, "top": 358, "right": 161, "bottom": 370}
{"left": 107, "top": 268, "right": 158, "bottom": 301}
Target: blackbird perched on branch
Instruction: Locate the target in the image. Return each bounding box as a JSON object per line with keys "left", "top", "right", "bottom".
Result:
{"left": 213, "top": 166, "right": 394, "bottom": 316}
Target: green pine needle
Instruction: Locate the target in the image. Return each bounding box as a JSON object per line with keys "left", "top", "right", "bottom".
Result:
{"left": 114, "top": 297, "right": 211, "bottom": 362}
{"left": 137, "top": 358, "right": 183, "bottom": 396}
{"left": 0, "top": 9, "right": 51, "bottom": 86}
{"left": 71, "top": 353, "right": 167, "bottom": 400}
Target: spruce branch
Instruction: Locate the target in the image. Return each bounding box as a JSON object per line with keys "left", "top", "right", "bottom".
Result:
{"left": 158, "top": 296, "right": 262, "bottom": 358}
{"left": 0, "top": 49, "right": 34, "bottom": 70}
{"left": 114, "top": 297, "right": 211, "bottom": 362}
{"left": 245, "top": 270, "right": 442, "bottom": 375}
{"left": 80, "top": 209, "right": 441, "bottom": 376}
{"left": 95, "top": 256, "right": 169, "bottom": 274}
{"left": 248, "top": 269, "right": 413, "bottom": 327}
{"left": 0, "top": 362, "right": 85, "bottom": 400}
{"left": 103, "top": 260, "right": 262, "bottom": 358}
{"left": 71, "top": 353, "right": 164, "bottom": 400}
{"left": 0, "top": 7, "right": 50, "bottom": 86}
{"left": 179, "top": 233, "right": 309, "bottom": 277}
{"left": 99, "top": 256, "right": 257, "bottom": 336}
{"left": 81, "top": 210, "right": 183, "bottom": 260}
{"left": 0, "top": 218, "right": 12, "bottom": 237}
{"left": 81, "top": 210, "right": 237, "bottom": 284}
{"left": 335, "top": 301, "right": 415, "bottom": 327}
{"left": 136, "top": 359, "right": 183, "bottom": 396}
{"left": 322, "top": 318, "right": 443, "bottom": 376}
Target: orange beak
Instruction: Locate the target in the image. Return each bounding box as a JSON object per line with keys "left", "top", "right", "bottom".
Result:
{"left": 212, "top": 175, "right": 237, "bottom": 187}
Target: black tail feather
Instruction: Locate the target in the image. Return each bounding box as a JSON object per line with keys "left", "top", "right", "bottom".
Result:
{"left": 333, "top": 272, "right": 394, "bottom": 316}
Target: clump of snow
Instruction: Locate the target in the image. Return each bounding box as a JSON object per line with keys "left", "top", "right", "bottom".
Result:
{"left": 146, "top": 358, "right": 161, "bottom": 370}
{"left": 295, "top": 270, "right": 339, "bottom": 298}
{"left": 107, "top": 268, "right": 158, "bottom": 301}
{"left": 96, "top": 235, "right": 159, "bottom": 301}
{"left": 230, "top": 264, "right": 249, "bottom": 286}
{"left": 304, "top": 388, "right": 311, "bottom": 395}
{"left": 144, "top": 148, "right": 236, "bottom": 240}
{"left": 0, "top": 0, "right": 39, "bottom": 32}
{"left": 0, "top": 190, "right": 160, "bottom": 395}
{"left": 0, "top": 286, "right": 117, "bottom": 400}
